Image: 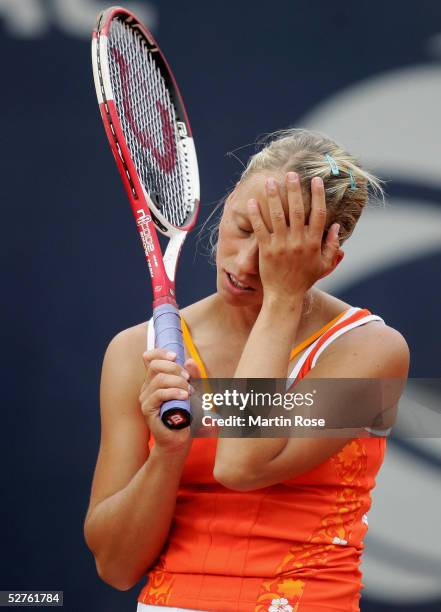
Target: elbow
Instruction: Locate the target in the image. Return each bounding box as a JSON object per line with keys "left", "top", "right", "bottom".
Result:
{"left": 84, "top": 531, "right": 139, "bottom": 591}
{"left": 95, "top": 558, "right": 139, "bottom": 591}
{"left": 213, "top": 463, "right": 259, "bottom": 492}
{"left": 84, "top": 519, "right": 150, "bottom": 592}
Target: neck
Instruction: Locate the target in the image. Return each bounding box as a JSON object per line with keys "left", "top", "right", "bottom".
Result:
{"left": 209, "top": 288, "right": 317, "bottom": 339}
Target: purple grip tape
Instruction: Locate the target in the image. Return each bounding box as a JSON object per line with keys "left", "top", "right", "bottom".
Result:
{"left": 154, "top": 303, "right": 192, "bottom": 429}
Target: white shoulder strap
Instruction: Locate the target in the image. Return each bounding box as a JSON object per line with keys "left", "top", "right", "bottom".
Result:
{"left": 286, "top": 307, "right": 385, "bottom": 385}
{"left": 287, "top": 307, "right": 356, "bottom": 384}
{"left": 285, "top": 307, "right": 388, "bottom": 436}
{"left": 310, "top": 313, "right": 385, "bottom": 369}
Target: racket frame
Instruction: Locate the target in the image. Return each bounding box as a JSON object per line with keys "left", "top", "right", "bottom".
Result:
{"left": 92, "top": 6, "right": 200, "bottom": 428}
{"left": 92, "top": 5, "right": 199, "bottom": 306}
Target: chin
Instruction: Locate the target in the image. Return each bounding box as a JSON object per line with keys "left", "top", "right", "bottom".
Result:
{"left": 217, "top": 279, "right": 261, "bottom": 307}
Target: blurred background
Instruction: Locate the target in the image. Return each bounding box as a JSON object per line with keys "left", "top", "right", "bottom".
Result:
{"left": 1, "top": 0, "right": 440, "bottom": 610}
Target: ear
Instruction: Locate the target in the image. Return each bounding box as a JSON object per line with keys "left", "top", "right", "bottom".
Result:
{"left": 320, "top": 249, "right": 345, "bottom": 279}
{"left": 335, "top": 249, "right": 345, "bottom": 267}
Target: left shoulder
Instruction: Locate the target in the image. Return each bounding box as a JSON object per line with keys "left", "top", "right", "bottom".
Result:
{"left": 313, "top": 320, "right": 410, "bottom": 378}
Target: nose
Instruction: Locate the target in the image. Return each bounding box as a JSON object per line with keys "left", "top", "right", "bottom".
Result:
{"left": 235, "top": 236, "right": 259, "bottom": 276}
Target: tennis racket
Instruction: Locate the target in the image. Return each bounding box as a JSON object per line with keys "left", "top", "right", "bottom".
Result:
{"left": 92, "top": 6, "right": 199, "bottom": 429}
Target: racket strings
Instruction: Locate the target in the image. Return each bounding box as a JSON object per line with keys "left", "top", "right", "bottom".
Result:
{"left": 108, "top": 18, "right": 189, "bottom": 227}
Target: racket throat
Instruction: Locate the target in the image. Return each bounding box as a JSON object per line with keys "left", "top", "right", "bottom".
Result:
{"left": 163, "top": 231, "right": 186, "bottom": 284}
{"left": 151, "top": 231, "right": 186, "bottom": 307}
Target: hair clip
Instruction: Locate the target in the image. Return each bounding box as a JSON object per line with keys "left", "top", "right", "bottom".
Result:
{"left": 348, "top": 169, "right": 356, "bottom": 190}
{"left": 325, "top": 154, "right": 340, "bottom": 176}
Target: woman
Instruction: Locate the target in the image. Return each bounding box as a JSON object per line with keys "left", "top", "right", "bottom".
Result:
{"left": 84, "top": 129, "right": 409, "bottom": 612}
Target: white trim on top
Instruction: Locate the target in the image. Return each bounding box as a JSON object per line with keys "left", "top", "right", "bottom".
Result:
{"left": 310, "top": 314, "right": 385, "bottom": 368}
{"left": 286, "top": 306, "right": 360, "bottom": 386}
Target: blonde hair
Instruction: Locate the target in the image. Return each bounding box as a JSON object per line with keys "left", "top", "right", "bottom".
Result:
{"left": 200, "top": 127, "right": 384, "bottom": 260}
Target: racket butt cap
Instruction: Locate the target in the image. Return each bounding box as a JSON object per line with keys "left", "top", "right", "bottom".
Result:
{"left": 162, "top": 407, "right": 192, "bottom": 430}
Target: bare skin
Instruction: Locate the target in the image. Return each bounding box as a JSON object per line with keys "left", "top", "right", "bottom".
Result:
{"left": 83, "top": 171, "right": 410, "bottom": 589}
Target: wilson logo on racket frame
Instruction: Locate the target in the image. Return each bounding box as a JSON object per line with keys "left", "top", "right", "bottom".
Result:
{"left": 110, "top": 47, "right": 178, "bottom": 175}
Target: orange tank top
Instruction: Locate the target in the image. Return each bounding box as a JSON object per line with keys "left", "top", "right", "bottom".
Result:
{"left": 138, "top": 307, "right": 387, "bottom": 612}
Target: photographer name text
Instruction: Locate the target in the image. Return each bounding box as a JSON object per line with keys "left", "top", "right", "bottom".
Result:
{"left": 202, "top": 415, "right": 326, "bottom": 427}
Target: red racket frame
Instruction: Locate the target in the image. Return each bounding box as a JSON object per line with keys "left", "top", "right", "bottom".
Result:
{"left": 92, "top": 6, "right": 199, "bottom": 310}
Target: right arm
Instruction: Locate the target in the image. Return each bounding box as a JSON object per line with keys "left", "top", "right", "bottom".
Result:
{"left": 83, "top": 326, "right": 194, "bottom": 590}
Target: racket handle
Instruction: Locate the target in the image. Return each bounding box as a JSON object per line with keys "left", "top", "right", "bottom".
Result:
{"left": 153, "top": 303, "right": 192, "bottom": 430}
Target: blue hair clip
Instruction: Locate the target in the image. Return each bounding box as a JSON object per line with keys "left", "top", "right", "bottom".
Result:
{"left": 325, "top": 154, "right": 339, "bottom": 176}
{"left": 348, "top": 169, "right": 356, "bottom": 190}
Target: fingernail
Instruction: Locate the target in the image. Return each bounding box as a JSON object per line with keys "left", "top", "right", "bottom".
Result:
{"left": 266, "top": 178, "right": 277, "bottom": 191}
{"left": 179, "top": 390, "right": 188, "bottom": 399}
{"left": 313, "top": 177, "right": 323, "bottom": 187}
{"left": 287, "top": 172, "right": 298, "bottom": 182}
{"left": 166, "top": 351, "right": 177, "bottom": 359}
{"left": 182, "top": 370, "right": 190, "bottom": 380}
{"left": 189, "top": 384, "right": 195, "bottom": 395}
{"left": 335, "top": 223, "right": 340, "bottom": 235}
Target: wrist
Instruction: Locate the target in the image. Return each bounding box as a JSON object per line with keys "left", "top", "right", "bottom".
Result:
{"left": 149, "top": 438, "right": 191, "bottom": 465}
{"left": 262, "top": 292, "right": 305, "bottom": 313}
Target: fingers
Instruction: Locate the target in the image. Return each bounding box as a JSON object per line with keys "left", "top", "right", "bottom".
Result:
{"left": 143, "top": 348, "right": 177, "bottom": 364}
{"left": 308, "top": 177, "right": 327, "bottom": 243}
{"left": 142, "top": 349, "right": 190, "bottom": 379}
{"left": 286, "top": 172, "right": 305, "bottom": 232}
{"left": 247, "top": 199, "right": 269, "bottom": 244}
{"left": 140, "top": 387, "right": 190, "bottom": 416}
{"left": 265, "top": 178, "right": 287, "bottom": 234}
{"left": 139, "top": 349, "right": 196, "bottom": 425}
{"left": 139, "top": 370, "right": 191, "bottom": 406}
{"left": 150, "top": 372, "right": 191, "bottom": 394}
{"left": 141, "top": 350, "right": 201, "bottom": 387}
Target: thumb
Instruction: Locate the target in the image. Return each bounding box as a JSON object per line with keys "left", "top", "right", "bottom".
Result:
{"left": 184, "top": 358, "right": 202, "bottom": 379}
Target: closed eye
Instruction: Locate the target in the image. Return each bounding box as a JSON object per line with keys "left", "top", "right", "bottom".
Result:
{"left": 238, "top": 226, "right": 253, "bottom": 234}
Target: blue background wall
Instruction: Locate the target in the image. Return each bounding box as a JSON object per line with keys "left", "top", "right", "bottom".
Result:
{"left": 1, "top": 1, "right": 440, "bottom": 610}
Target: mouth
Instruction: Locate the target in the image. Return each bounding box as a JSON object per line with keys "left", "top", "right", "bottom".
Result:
{"left": 225, "top": 270, "right": 255, "bottom": 292}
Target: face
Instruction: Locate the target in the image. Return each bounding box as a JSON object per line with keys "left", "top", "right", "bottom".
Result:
{"left": 216, "top": 173, "right": 287, "bottom": 306}
{"left": 215, "top": 172, "right": 342, "bottom": 307}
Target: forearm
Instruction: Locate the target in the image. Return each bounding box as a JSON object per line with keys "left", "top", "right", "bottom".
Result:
{"left": 235, "top": 296, "right": 303, "bottom": 378}
{"left": 215, "top": 296, "right": 304, "bottom": 480}
{"left": 84, "top": 446, "right": 186, "bottom": 589}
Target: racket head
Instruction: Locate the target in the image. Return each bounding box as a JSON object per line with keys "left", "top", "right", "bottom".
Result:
{"left": 92, "top": 6, "right": 200, "bottom": 237}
